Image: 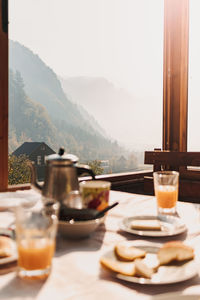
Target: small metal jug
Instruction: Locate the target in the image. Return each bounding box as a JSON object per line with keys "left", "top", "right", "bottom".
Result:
{"left": 29, "top": 147, "right": 95, "bottom": 204}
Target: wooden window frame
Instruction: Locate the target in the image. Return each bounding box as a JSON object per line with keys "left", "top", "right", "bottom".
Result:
{"left": 163, "top": 0, "right": 189, "bottom": 152}
{"left": 0, "top": 0, "right": 8, "bottom": 191}
{"left": 0, "top": 0, "right": 193, "bottom": 192}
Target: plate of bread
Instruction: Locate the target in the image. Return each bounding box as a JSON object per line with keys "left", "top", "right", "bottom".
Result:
{"left": 0, "top": 236, "right": 17, "bottom": 265}
{"left": 100, "top": 241, "right": 197, "bottom": 285}
{"left": 119, "top": 215, "right": 186, "bottom": 237}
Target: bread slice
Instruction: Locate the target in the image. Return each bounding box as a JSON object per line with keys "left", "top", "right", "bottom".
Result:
{"left": 0, "top": 236, "right": 13, "bottom": 258}
{"left": 130, "top": 220, "right": 161, "bottom": 231}
{"left": 114, "top": 244, "right": 146, "bottom": 262}
{"left": 134, "top": 259, "right": 154, "bottom": 279}
{"left": 158, "top": 241, "right": 194, "bottom": 265}
{"left": 100, "top": 257, "right": 136, "bottom": 276}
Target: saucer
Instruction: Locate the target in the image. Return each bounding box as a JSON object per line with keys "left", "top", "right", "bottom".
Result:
{"left": 119, "top": 215, "right": 187, "bottom": 237}
{"left": 0, "top": 190, "right": 40, "bottom": 211}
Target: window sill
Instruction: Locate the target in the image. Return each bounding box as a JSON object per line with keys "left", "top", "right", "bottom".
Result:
{"left": 6, "top": 170, "right": 153, "bottom": 192}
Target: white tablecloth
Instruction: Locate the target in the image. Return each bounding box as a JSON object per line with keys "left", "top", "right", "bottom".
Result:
{"left": 1, "top": 190, "right": 200, "bottom": 300}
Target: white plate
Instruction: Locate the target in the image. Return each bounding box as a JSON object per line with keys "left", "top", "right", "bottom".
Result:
{"left": 0, "top": 239, "right": 17, "bottom": 265}
{"left": 0, "top": 191, "right": 40, "bottom": 211}
{"left": 119, "top": 215, "right": 187, "bottom": 237}
{"left": 152, "top": 293, "right": 200, "bottom": 300}
{"left": 101, "top": 241, "right": 198, "bottom": 285}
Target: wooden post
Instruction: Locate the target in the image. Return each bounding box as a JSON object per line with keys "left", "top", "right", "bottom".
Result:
{"left": 0, "top": 0, "right": 8, "bottom": 191}
{"left": 163, "top": 0, "right": 189, "bottom": 151}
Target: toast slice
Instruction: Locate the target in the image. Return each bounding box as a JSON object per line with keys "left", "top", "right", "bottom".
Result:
{"left": 0, "top": 236, "right": 13, "bottom": 258}
{"left": 157, "top": 241, "right": 194, "bottom": 265}
{"left": 134, "top": 259, "right": 154, "bottom": 279}
{"left": 100, "top": 256, "right": 136, "bottom": 276}
{"left": 130, "top": 219, "right": 161, "bottom": 231}
{"left": 114, "top": 244, "right": 146, "bottom": 262}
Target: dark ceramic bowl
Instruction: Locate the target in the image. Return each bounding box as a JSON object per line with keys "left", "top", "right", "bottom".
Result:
{"left": 59, "top": 205, "right": 102, "bottom": 222}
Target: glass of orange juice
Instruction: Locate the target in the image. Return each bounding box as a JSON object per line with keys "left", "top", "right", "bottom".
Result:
{"left": 15, "top": 201, "right": 59, "bottom": 279}
{"left": 153, "top": 171, "right": 179, "bottom": 215}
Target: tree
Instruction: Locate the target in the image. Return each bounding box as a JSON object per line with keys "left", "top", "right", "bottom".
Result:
{"left": 88, "top": 160, "right": 104, "bottom": 176}
{"left": 15, "top": 70, "right": 25, "bottom": 89}
{"left": 8, "top": 154, "right": 31, "bottom": 185}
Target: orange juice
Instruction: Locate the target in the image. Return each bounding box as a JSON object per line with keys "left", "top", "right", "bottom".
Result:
{"left": 155, "top": 185, "right": 178, "bottom": 209}
{"left": 18, "top": 238, "right": 55, "bottom": 271}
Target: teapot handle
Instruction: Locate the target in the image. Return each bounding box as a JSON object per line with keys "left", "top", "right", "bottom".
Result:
{"left": 76, "top": 164, "right": 96, "bottom": 180}
{"left": 28, "top": 161, "right": 44, "bottom": 192}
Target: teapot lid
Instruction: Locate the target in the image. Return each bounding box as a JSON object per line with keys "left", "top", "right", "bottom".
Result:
{"left": 46, "top": 147, "right": 78, "bottom": 164}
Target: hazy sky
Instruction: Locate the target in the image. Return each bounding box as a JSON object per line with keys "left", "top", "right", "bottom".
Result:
{"left": 9, "top": 0, "right": 163, "bottom": 93}
{"left": 9, "top": 0, "right": 165, "bottom": 150}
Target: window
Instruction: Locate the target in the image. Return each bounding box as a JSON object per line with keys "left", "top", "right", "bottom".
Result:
{"left": 0, "top": 0, "right": 191, "bottom": 191}
{"left": 9, "top": 0, "right": 163, "bottom": 179}
{"left": 37, "top": 156, "right": 41, "bottom": 165}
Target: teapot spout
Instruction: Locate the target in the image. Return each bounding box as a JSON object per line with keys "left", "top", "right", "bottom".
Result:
{"left": 76, "top": 164, "right": 96, "bottom": 179}
{"left": 28, "top": 161, "right": 43, "bottom": 192}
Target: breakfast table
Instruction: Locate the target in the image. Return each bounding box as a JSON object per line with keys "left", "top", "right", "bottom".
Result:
{"left": 1, "top": 189, "right": 200, "bottom": 300}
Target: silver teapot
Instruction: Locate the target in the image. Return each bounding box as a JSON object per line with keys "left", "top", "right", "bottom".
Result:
{"left": 29, "top": 147, "right": 95, "bottom": 204}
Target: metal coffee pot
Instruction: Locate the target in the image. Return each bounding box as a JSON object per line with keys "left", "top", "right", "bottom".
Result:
{"left": 29, "top": 147, "right": 95, "bottom": 204}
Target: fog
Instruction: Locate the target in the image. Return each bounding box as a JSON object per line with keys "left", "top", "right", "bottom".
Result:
{"left": 9, "top": 0, "right": 200, "bottom": 151}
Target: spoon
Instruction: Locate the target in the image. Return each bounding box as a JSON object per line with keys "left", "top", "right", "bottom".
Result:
{"left": 95, "top": 202, "right": 119, "bottom": 218}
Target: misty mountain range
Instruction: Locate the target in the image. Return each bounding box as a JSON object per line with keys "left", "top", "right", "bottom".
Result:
{"left": 9, "top": 40, "right": 139, "bottom": 171}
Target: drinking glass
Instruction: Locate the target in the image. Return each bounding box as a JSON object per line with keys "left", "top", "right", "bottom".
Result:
{"left": 153, "top": 171, "right": 179, "bottom": 215}
{"left": 15, "top": 201, "right": 59, "bottom": 279}
{"left": 80, "top": 180, "right": 111, "bottom": 210}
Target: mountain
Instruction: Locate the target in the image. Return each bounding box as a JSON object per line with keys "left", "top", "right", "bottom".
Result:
{"left": 9, "top": 41, "right": 102, "bottom": 136}
{"left": 59, "top": 76, "right": 139, "bottom": 142}
{"left": 9, "top": 69, "right": 63, "bottom": 153}
{"left": 76, "top": 104, "right": 108, "bottom": 138}
{"left": 9, "top": 41, "right": 136, "bottom": 170}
